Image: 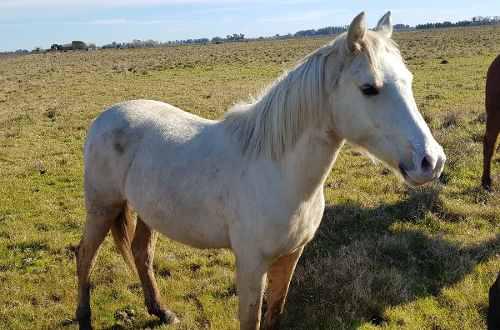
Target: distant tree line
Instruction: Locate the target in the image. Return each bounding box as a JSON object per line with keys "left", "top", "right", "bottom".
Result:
{"left": 5, "top": 15, "right": 500, "bottom": 55}
{"left": 294, "top": 23, "right": 415, "bottom": 37}
{"left": 102, "top": 39, "right": 162, "bottom": 49}
{"left": 393, "top": 24, "right": 411, "bottom": 30}
{"left": 168, "top": 38, "right": 210, "bottom": 45}
{"left": 416, "top": 16, "right": 500, "bottom": 30}
{"left": 294, "top": 26, "right": 348, "bottom": 37}
{"left": 224, "top": 33, "right": 245, "bottom": 41}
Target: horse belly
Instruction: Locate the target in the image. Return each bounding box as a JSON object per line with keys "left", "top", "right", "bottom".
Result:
{"left": 126, "top": 183, "right": 232, "bottom": 249}
{"left": 147, "top": 208, "right": 231, "bottom": 249}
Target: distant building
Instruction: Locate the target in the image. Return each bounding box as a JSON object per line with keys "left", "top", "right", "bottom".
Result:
{"left": 50, "top": 41, "right": 89, "bottom": 51}
{"left": 71, "top": 41, "right": 88, "bottom": 50}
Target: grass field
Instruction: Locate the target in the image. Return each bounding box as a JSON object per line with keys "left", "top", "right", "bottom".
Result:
{"left": 0, "top": 26, "right": 499, "bottom": 329}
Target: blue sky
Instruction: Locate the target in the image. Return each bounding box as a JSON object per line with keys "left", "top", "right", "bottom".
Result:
{"left": 1, "top": 0, "right": 499, "bottom": 51}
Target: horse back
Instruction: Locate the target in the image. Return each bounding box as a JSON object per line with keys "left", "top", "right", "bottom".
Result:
{"left": 83, "top": 100, "right": 214, "bottom": 205}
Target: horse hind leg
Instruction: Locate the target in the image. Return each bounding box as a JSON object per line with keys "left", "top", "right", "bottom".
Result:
{"left": 75, "top": 205, "right": 121, "bottom": 329}
{"left": 482, "top": 119, "right": 500, "bottom": 190}
{"left": 132, "top": 217, "right": 179, "bottom": 324}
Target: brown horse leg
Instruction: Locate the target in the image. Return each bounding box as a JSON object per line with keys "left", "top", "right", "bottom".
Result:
{"left": 76, "top": 208, "right": 118, "bottom": 330}
{"left": 482, "top": 120, "right": 499, "bottom": 190}
{"left": 263, "top": 247, "right": 304, "bottom": 330}
{"left": 132, "top": 217, "right": 179, "bottom": 324}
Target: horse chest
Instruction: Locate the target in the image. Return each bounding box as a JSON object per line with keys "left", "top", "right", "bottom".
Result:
{"left": 289, "top": 194, "right": 325, "bottom": 244}
{"left": 252, "top": 190, "right": 325, "bottom": 259}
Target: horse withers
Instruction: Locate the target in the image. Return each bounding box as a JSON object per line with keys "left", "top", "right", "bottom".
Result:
{"left": 76, "top": 12, "right": 446, "bottom": 330}
{"left": 482, "top": 55, "right": 500, "bottom": 190}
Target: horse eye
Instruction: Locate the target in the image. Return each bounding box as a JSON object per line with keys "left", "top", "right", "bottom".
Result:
{"left": 360, "top": 84, "right": 379, "bottom": 96}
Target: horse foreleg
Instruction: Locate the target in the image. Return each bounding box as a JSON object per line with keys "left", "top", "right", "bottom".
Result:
{"left": 482, "top": 120, "right": 499, "bottom": 190}
{"left": 263, "top": 247, "right": 304, "bottom": 330}
{"left": 76, "top": 209, "right": 117, "bottom": 330}
{"left": 235, "top": 256, "right": 267, "bottom": 330}
{"left": 132, "top": 217, "right": 179, "bottom": 324}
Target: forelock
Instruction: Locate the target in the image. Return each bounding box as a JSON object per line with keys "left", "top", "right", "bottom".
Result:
{"left": 362, "top": 31, "right": 402, "bottom": 63}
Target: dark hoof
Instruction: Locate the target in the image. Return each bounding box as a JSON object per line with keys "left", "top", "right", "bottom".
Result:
{"left": 482, "top": 177, "right": 492, "bottom": 191}
{"left": 157, "top": 309, "right": 180, "bottom": 324}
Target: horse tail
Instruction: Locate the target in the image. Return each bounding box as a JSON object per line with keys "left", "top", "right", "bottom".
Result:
{"left": 111, "top": 203, "right": 137, "bottom": 274}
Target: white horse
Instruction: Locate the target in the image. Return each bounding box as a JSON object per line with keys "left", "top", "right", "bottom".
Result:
{"left": 76, "top": 12, "right": 445, "bottom": 330}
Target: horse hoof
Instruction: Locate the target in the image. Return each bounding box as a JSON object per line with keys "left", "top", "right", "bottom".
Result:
{"left": 482, "top": 182, "right": 492, "bottom": 191}
{"left": 482, "top": 177, "right": 492, "bottom": 191}
{"left": 158, "top": 309, "right": 180, "bottom": 324}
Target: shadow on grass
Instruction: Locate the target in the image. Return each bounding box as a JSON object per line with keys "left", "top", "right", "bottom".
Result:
{"left": 101, "top": 319, "right": 167, "bottom": 330}
{"left": 281, "top": 188, "right": 499, "bottom": 330}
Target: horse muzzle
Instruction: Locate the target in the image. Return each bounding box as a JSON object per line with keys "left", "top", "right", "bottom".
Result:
{"left": 399, "top": 145, "right": 446, "bottom": 186}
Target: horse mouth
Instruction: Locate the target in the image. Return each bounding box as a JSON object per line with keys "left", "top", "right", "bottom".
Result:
{"left": 398, "top": 163, "right": 433, "bottom": 187}
{"left": 399, "top": 163, "right": 422, "bottom": 187}
{"left": 398, "top": 163, "right": 408, "bottom": 179}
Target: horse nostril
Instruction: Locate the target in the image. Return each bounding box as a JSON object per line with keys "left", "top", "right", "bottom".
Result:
{"left": 421, "top": 155, "right": 432, "bottom": 173}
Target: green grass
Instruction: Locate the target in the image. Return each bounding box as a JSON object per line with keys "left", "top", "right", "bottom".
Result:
{"left": 0, "top": 26, "right": 499, "bottom": 329}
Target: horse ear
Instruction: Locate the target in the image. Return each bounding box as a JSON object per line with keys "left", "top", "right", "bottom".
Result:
{"left": 347, "top": 12, "right": 367, "bottom": 52}
{"left": 375, "top": 11, "right": 393, "bottom": 38}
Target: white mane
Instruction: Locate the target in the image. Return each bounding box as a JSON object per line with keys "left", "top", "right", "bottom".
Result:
{"left": 223, "top": 39, "right": 340, "bottom": 160}
{"left": 223, "top": 32, "right": 400, "bottom": 160}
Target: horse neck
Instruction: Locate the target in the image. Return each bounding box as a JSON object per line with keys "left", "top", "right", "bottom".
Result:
{"left": 225, "top": 43, "right": 346, "bottom": 197}
{"left": 279, "top": 125, "right": 344, "bottom": 202}
{"left": 224, "top": 50, "right": 328, "bottom": 160}
{"left": 264, "top": 55, "right": 344, "bottom": 199}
